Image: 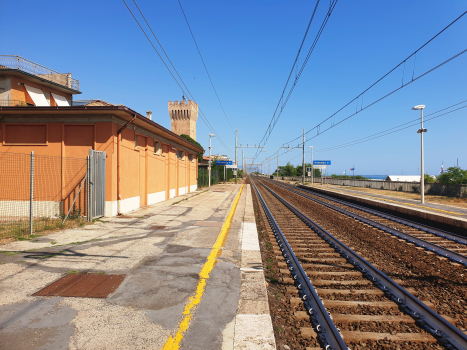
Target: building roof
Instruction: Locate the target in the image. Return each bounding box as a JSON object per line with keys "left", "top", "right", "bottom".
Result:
{"left": 385, "top": 175, "right": 421, "bottom": 182}
{"left": 0, "top": 105, "right": 204, "bottom": 154}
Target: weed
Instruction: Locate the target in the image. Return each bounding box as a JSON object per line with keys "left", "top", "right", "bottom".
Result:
{"left": 266, "top": 242, "right": 272, "bottom": 251}
{"left": 50, "top": 241, "right": 58, "bottom": 245}
{"left": 266, "top": 265, "right": 272, "bottom": 270}
{"left": 95, "top": 271, "right": 107, "bottom": 275}
{"left": 268, "top": 277, "right": 279, "bottom": 284}
{"left": 108, "top": 236, "right": 118, "bottom": 239}
{"left": 267, "top": 258, "right": 274, "bottom": 264}
{"left": 275, "top": 327, "right": 282, "bottom": 333}
{"left": 36, "top": 254, "right": 57, "bottom": 259}
{"left": 79, "top": 223, "right": 84, "bottom": 227}
{"left": 0, "top": 251, "right": 20, "bottom": 256}
{"left": 68, "top": 270, "right": 80, "bottom": 274}
{"left": 275, "top": 292, "right": 281, "bottom": 299}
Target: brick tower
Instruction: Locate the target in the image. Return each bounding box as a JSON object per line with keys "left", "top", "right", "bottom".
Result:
{"left": 168, "top": 96, "right": 198, "bottom": 141}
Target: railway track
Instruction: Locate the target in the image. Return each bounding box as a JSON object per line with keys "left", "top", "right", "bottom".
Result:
{"left": 251, "top": 177, "right": 467, "bottom": 349}
{"left": 263, "top": 178, "right": 467, "bottom": 266}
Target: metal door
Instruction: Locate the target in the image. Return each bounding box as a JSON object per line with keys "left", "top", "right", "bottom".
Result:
{"left": 88, "top": 149, "right": 106, "bottom": 220}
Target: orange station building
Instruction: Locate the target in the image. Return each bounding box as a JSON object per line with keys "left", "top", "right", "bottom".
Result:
{"left": 0, "top": 56, "right": 203, "bottom": 217}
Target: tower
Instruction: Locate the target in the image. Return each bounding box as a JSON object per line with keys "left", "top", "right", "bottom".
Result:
{"left": 168, "top": 96, "right": 198, "bottom": 140}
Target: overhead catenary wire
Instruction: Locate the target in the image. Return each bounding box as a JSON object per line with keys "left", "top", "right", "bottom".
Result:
{"left": 253, "top": 0, "right": 338, "bottom": 161}
{"left": 177, "top": 0, "right": 235, "bottom": 134}
{"left": 123, "top": 0, "right": 232, "bottom": 151}
{"left": 266, "top": 99, "right": 467, "bottom": 165}
{"left": 282, "top": 10, "right": 467, "bottom": 146}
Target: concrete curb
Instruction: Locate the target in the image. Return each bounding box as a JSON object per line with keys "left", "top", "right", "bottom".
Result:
{"left": 233, "top": 184, "right": 276, "bottom": 350}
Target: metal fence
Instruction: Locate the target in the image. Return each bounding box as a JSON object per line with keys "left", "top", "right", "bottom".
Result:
{"left": 0, "top": 55, "right": 80, "bottom": 91}
{"left": 198, "top": 168, "right": 220, "bottom": 188}
{"left": 0, "top": 152, "right": 89, "bottom": 240}
{"left": 279, "top": 176, "right": 467, "bottom": 197}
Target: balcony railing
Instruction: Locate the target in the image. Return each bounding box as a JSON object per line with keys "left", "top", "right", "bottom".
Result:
{"left": 0, "top": 100, "right": 31, "bottom": 107}
{"left": 0, "top": 55, "right": 79, "bottom": 91}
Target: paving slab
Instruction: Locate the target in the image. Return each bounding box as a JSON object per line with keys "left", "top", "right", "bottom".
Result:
{"left": 0, "top": 183, "right": 276, "bottom": 350}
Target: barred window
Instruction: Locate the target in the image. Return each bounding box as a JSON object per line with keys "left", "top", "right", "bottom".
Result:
{"left": 188, "top": 154, "right": 194, "bottom": 162}
{"left": 177, "top": 150, "right": 184, "bottom": 160}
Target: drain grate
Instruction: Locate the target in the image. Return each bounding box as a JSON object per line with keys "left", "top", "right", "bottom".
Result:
{"left": 33, "top": 273, "right": 125, "bottom": 298}
{"left": 150, "top": 226, "right": 166, "bottom": 230}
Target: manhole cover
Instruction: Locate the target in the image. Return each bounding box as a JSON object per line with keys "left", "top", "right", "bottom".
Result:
{"left": 33, "top": 273, "right": 125, "bottom": 298}
{"left": 150, "top": 226, "right": 166, "bottom": 230}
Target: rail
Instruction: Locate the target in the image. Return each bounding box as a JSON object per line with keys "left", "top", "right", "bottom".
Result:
{"left": 0, "top": 55, "right": 79, "bottom": 91}
{"left": 250, "top": 178, "right": 349, "bottom": 350}
{"left": 266, "top": 178, "right": 467, "bottom": 266}
{"left": 254, "top": 176, "right": 467, "bottom": 349}
{"left": 295, "top": 183, "right": 467, "bottom": 245}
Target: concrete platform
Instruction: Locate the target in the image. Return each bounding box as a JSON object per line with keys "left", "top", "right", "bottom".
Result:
{"left": 0, "top": 184, "right": 275, "bottom": 350}
{"left": 298, "top": 183, "right": 467, "bottom": 232}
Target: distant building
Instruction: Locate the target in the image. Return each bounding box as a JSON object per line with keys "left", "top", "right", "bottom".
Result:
{"left": 385, "top": 175, "right": 421, "bottom": 182}
{"left": 168, "top": 97, "right": 198, "bottom": 141}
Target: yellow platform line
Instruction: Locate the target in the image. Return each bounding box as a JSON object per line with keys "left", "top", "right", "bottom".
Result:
{"left": 162, "top": 184, "right": 245, "bottom": 350}
{"left": 323, "top": 187, "right": 464, "bottom": 216}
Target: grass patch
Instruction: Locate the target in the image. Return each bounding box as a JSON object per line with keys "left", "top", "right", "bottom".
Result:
{"left": 68, "top": 270, "right": 80, "bottom": 274}
{"left": 1, "top": 217, "right": 88, "bottom": 242}
{"left": 94, "top": 271, "right": 106, "bottom": 275}
{"left": 0, "top": 251, "right": 20, "bottom": 256}
{"left": 267, "top": 277, "right": 279, "bottom": 284}
{"left": 50, "top": 241, "right": 58, "bottom": 245}
{"left": 35, "top": 254, "right": 57, "bottom": 259}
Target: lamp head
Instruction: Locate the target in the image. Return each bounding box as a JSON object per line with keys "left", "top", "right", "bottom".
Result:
{"left": 412, "top": 105, "right": 425, "bottom": 110}
{"left": 209, "top": 134, "right": 215, "bottom": 137}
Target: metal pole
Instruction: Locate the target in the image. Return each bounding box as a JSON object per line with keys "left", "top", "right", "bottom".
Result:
{"left": 277, "top": 150, "right": 279, "bottom": 180}
{"left": 302, "top": 129, "right": 305, "bottom": 185}
{"left": 224, "top": 165, "right": 226, "bottom": 184}
{"left": 208, "top": 135, "right": 212, "bottom": 187}
{"left": 87, "top": 155, "right": 91, "bottom": 221}
{"left": 268, "top": 158, "right": 270, "bottom": 177}
{"left": 235, "top": 129, "right": 238, "bottom": 184}
{"left": 29, "top": 151, "right": 34, "bottom": 235}
{"left": 242, "top": 150, "right": 244, "bottom": 177}
{"left": 310, "top": 146, "right": 313, "bottom": 185}
{"left": 420, "top": 108, "right": 425, "bottom": 203}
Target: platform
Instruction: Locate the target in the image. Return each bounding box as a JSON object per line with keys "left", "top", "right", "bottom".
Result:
{"left": 0, "top": 184, "right": 275, "bottom": 350}
{"left": 298, "top": 183, "right": 467, "bottom": 232}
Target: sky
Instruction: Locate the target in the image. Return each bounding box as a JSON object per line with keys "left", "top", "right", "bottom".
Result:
{"left": 1, "top": 0, "right": 466, "bottom": 176}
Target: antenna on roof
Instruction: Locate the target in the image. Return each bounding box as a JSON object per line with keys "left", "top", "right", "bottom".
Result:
{"left": 182, "top": 94, "right": 186, "bottom": 102}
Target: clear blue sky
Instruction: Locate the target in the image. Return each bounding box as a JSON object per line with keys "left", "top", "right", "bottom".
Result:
{"left": 2, "top": 0, "right": 466, "bottom": 175}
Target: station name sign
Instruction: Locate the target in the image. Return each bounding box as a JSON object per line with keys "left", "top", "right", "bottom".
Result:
{"left": 216, "top": 160, "right": 232, "bottom": 165}
{"left": 313, "top": 160, "right": 331, "bottom": 165}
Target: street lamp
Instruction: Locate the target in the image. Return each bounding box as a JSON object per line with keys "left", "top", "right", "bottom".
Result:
{"left": 308, "top": 146, "right": 313, "bottom": 185}
{"left": 412, "top": 105, "right": 427, "bottom": 203}
{"left": 208, "top": 134, "right": 215, "bottom": 188}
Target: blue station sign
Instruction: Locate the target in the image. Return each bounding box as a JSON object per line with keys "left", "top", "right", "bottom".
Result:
{"left": 313, "top": 160, "right": 331, "bottom": 165}
{"left": 216, "top": 160, "right": 233, "bottom": 166}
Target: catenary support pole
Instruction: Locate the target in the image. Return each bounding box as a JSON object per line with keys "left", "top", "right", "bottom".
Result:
{"left": 420, "top": 108, "right": 425, "bottom": 203}
{"left": 277, "top": 150, "right": 279, "bottom": 180}
{"left": 310, "top": 146, "right": 313, "bottom": 185}
{"left": 302, "top": 129, "right": 305, "bottom": 185}
{"left": 29, "top": 151, "right": 34, "bottom": 235}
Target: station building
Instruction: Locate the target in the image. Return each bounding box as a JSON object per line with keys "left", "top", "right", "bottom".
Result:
{"left": 0, "top": 56, "right": 203, "bottom": 217}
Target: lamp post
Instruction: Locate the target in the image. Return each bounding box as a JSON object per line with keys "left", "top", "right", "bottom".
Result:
{"left": 412, "top": 105, "right": 427, "bottom": 203}
{"left": 308, "top": 146, "right": 313, "bottom": 185}
{"left": 208, "top": 134, "right": 215, "bottom": 188}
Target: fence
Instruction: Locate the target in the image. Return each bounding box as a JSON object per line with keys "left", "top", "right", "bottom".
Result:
{"left": 0, "top": 152, "right": 89, "bottom": 240}
{"left": 278, "top": 176, "right": 467, "bottom": 197}
{"left": 198, "top": 168, "right": 220, "bottom": 188}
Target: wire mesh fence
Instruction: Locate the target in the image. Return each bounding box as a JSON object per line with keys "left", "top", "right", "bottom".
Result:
{"left": 0, "top": 152, "right": 88, "bottom": 240}
{"left": 198, "top": 168, "right": 220, "bottom": 188}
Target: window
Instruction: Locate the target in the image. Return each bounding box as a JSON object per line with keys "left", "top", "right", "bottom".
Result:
{"left": 154, "top": 140, "right": 161, "bottom": 155}
{"left": 177, "top": 150, "right": 184, "bottom": 160}
{"left": 188, "top": 154, "right": 194, "bottom": 162}
{"left": 135, "top": 135, "right": 138, "bottom": 149}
